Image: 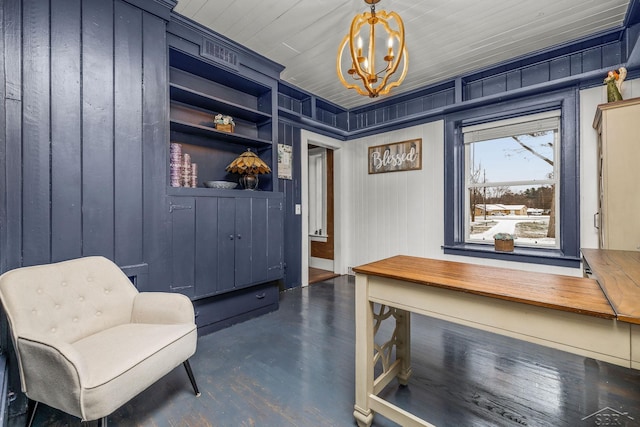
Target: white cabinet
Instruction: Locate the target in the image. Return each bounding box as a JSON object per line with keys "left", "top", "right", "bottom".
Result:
{"left": 593, "top": 97, "right": 640, "bottom": 251}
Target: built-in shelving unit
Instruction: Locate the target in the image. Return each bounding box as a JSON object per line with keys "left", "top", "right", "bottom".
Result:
{"left": 171, "top": 83, "right": 272, "bottom": 124}
{"left": 169, "top": 48, "right": 275, "bottom": 191}
{"left": 165, "top": 40, "right": 284, "bottom": 333}
{"left": 316, "top": 99, "right": 348, "bottom": 130}
{"left": 277, "top": 81, "right": 349, "bottom": 134}
{"left": 278, "top": 83, "right": 312, "bottom": 119}
{"left": 275, "top": 29, "right": 629, "bottom": 139}
{"left": 170, "top": 118, "right": 272, "bottom": 147}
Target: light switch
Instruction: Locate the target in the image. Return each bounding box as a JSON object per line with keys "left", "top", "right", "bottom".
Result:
{"left": 295, "top": 204, "right": 301, "bottom": 215}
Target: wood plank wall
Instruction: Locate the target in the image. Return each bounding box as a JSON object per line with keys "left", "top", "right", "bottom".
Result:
{"left": 1, "top": 0, "right": 171, "bottom": 415}
{"left": 343, "top": 122, "right": 444, "bottom": 269}
{"left": 0, "top": 0, "right": 169, "bottom": 286}
{"left": 279, "top": 121, "right": 302, "bottom": 289}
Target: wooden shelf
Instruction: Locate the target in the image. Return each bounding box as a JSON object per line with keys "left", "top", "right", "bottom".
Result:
{"left": 278, "top": 106, "right": 308, "bottom": 120}
{"left": 170, "top": 83, "right": 272, "bottom": 124}
{"left": 170, "top": 119, "right": 272, "bottom": 148}
{"left": 167, "top": 186, "right": 277, "bottom": 198}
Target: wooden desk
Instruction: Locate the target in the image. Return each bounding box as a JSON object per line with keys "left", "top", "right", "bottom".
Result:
{"left": 582, "top": 249, "right": 640, "bottom": 371}
{"left": 582, "top": 249, "right": 640, "bottom": 324}
{"left": 352, "top": 255, "right": 632, "bottom": 427}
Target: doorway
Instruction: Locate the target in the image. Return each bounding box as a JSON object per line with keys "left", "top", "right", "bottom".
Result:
{"left": 300, "top": 130, "right": 343, "bottom": 287}
{"left": 308, "top": 146, "right": 338, "bottom": 284}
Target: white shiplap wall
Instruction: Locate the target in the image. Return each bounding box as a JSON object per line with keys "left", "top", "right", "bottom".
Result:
{"left": 341, "top": 122, "right": 444, "bottom": 268}
{"left": 300, "top": 78, "right": 640, "bottom": 280}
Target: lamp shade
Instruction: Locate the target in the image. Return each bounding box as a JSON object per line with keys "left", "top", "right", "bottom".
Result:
{"left": 225, "top": 149, "right": 271, "bottom": 175}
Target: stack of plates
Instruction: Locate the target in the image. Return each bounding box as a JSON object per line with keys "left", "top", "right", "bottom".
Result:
{"left": 170, "top": 143, "right": 182, "bottom": 187}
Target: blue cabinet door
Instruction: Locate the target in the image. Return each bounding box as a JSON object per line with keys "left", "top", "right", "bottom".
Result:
{"left": 249, "top": 196, "right": 284, "bottom": 283}
{"left": 169, "top": 198, "right": 195, "bottom": 297}
{"left": 170, "top": 194, "right": 284, "bottom": 299}
{"left": 217, "top": 197, "right": 236, "bottom": 293}
{"left": 234, "top": 197, "right": 253, "bottom": 287}
{"left": 266, "top": 196, "right": 284, "bottom": 281}
{"left": 250, "top": 198, "right": 268, "bottom": 285}
{"left": 195, "top": 197, "right": 218, "bottom": 298}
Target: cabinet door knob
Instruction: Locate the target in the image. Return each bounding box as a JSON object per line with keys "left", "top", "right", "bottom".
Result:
{"left": 229, "top": 235, "right": 234, "bottom": 240}
{"left": 255, "top": 293, "right": 266, "bottom": 299}
{"left": 237, "top": 234, "right": 242, "bottom": 240}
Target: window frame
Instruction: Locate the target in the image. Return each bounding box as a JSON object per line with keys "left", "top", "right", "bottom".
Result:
{"left": 443, "top": 89, "right": 580, "bottom": 268}
{"left": 463, "top": 111, "right": 561, "bottom": 249}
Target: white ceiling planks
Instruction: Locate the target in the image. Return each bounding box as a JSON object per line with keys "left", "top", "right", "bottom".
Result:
{"left": 174, "top": 0, "right": 630, "bottom": 109}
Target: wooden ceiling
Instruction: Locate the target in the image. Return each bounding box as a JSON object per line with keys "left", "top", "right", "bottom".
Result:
{"left": 174, "top": 0, "right": 630, "bottom": 109}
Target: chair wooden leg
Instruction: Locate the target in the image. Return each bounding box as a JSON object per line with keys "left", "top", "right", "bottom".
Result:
{"left": 26, "top": 399, "right": 38, "bottom": 427}
{"left": 183, "top": 360, "right": 201, "bottom": 396}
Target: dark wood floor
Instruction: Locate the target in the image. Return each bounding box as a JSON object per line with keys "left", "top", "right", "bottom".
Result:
{"left": 308, "top": 267, "right": 340, "bottom": 284}
{"left": 10, "top": 275, "right": 640, "bottom": 426}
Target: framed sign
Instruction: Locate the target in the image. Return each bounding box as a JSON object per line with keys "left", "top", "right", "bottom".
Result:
{"left": 278, "top": 143, "right": 293, "bottom": 180}
{"left": 368, "top": 138, "right": 422, "bottom": 174}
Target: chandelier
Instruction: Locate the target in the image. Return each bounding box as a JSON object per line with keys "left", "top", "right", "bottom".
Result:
{"left": 336, "top": 0, "right": 408, "bottom": 98}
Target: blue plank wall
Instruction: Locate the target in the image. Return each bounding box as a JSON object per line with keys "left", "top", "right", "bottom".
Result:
{"left": 0, "top": 0, "right": 176, "bottom": 419}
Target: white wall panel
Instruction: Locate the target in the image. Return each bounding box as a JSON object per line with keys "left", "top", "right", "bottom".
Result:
{"left": 302, "top": 78, "right": 639, "bottom": 279}
{"left": 343, "top": 122, "right": 444, "bottom": 270}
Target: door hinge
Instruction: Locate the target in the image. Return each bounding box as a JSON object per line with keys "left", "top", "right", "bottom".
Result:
{"left": 170, "top": 204, "right": 193, "bottom": 213}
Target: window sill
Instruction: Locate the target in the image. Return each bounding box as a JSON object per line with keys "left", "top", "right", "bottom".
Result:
{"left": 442, "top": 243, "right": 581, "bottom": 268}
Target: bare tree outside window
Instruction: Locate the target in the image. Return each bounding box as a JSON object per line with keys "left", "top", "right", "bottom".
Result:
{"left": 464, "top": 114, "right": 559, "bottom": 248}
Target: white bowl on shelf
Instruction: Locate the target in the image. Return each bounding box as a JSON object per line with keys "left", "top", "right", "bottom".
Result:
{"left": 203, "top": 180, "right": 238, "bottom": 189}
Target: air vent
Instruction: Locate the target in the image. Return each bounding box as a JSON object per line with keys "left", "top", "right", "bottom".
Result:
{"left": 201, "top": 38, "right": 239, "bottom": 70}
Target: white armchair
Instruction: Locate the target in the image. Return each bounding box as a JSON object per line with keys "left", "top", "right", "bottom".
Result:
{"left": 0, "top": 256, "right": 200, "bottom": 426}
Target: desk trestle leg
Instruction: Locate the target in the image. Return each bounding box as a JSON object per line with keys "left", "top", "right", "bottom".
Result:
{"left": 355, "top": 274, "right": 416, "bottom": 427}
{"left": 394, "top": 308, "right": 412, "bottom": 386}
{"left": 372, "top": 305, "right": 413, "bottom": 388}
{"left": 353, "top": 407, "right": 374, "bottom": 427}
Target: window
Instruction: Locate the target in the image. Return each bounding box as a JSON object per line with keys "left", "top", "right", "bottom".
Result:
{"left": 463, "top": 111, "right": 560, "bottom": 249}
{"left": 443, "top": 90, "right": 580, "bottom": 268}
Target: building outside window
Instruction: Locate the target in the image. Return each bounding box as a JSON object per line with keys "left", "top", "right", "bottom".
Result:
{"left": 463, "top": 110, "right": 560, "bottom": 249}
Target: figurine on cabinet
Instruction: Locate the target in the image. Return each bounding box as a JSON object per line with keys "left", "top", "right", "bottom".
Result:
{"left": 604, "top": 67, "right": 627, "bottom": 102}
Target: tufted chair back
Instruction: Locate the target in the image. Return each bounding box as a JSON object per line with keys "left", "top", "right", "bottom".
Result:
{"left": 0, "top": 256, "right": 138, "bottom": 346}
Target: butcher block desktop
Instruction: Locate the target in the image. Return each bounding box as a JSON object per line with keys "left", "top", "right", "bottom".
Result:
{"left": 582, "top": 248, "right": 640, "bottom": 324}
{"left": 352, "top": 254, "right": 639, "bottom": 427}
